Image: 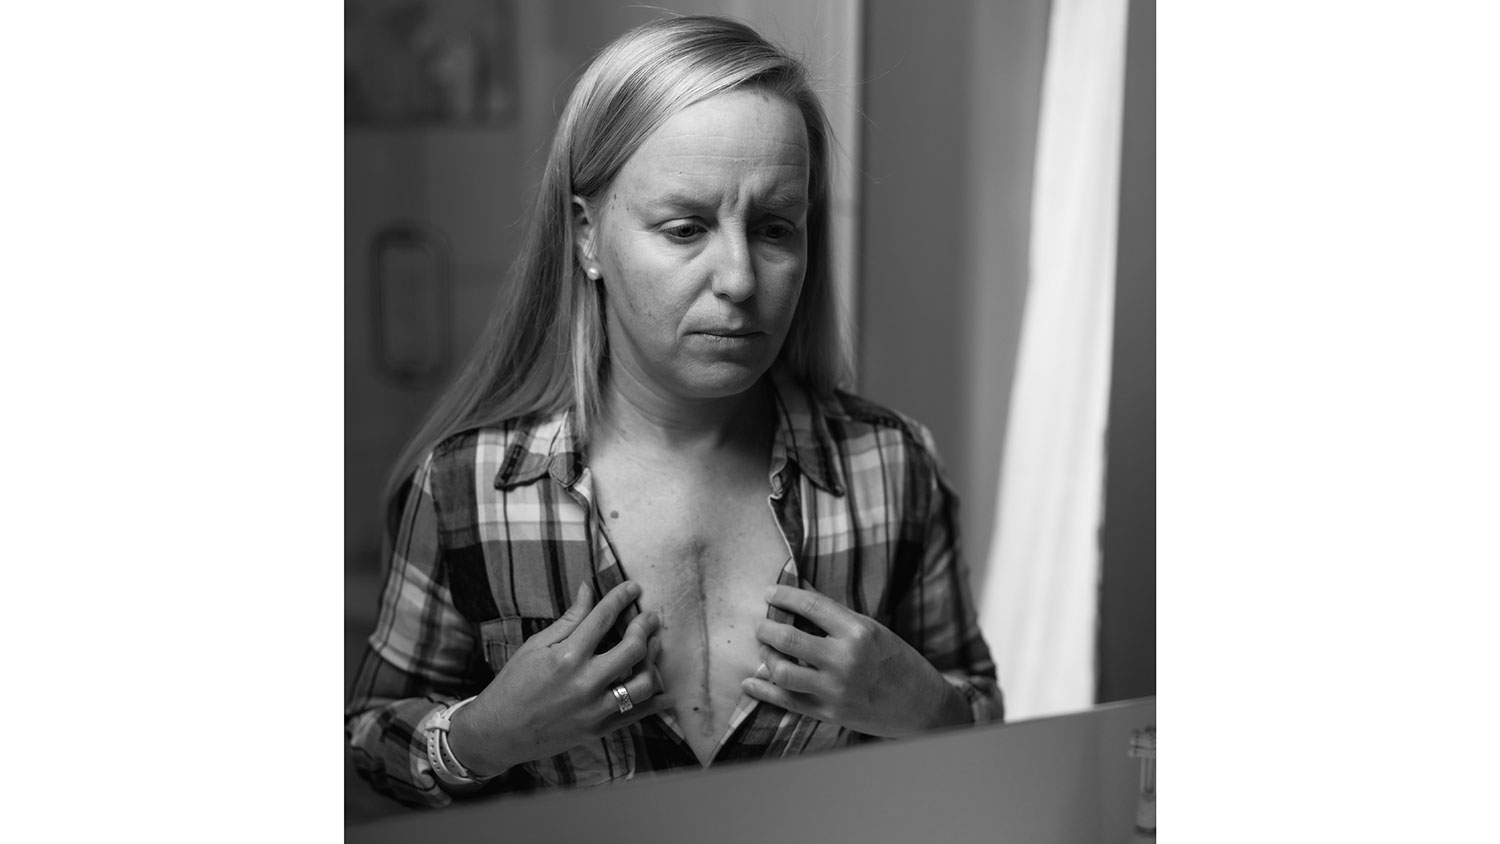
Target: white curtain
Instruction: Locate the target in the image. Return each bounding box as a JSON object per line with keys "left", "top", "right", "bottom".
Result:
{"left": 979, "top": 0, "right": 1130, "bottom": 721}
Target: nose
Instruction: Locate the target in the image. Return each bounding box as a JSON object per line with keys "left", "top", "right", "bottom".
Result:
{"left": 710, "top": 232, "right": 755, "bottom": 303}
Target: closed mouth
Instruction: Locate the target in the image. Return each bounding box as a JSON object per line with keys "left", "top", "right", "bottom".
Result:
{"left": 696, "top": 329, "right": 762, "bottom": 338}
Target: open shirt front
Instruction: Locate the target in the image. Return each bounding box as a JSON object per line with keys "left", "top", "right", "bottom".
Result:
{"left": 345, "top": 369, "right": 1003, "bottom": 808}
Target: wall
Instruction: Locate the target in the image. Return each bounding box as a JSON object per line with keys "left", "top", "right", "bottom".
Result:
{"left": 862, "top": 0, "right": 1155, "bottom": 706}
{"left": 859, "top": 0, "right": 1051, "bottom": 583}
{"left": 1098, "top": 0, "right": 1156, "bottom": 703}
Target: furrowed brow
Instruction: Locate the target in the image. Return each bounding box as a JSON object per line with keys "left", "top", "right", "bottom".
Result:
{"left": 757, "top": 188, "right": 810, "bottom": 211}
{"left": 642, "top": 191, "right": 715, "bottom": 214}
{"left": 639, "top": 186, "right": 808, "bottom": 215}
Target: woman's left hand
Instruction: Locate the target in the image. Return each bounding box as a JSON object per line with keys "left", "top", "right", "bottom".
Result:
{"left": 741, "top": 584, "right": 972, "bottom": 738}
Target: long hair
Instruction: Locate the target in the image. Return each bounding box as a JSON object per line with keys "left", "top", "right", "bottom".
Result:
{"left": 385, "top": 15, "right": 849, "bottom": 508}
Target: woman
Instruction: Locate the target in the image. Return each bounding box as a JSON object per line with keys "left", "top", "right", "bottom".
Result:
{"left": 346, "top": 15, "right": 1003, "bottom": 808}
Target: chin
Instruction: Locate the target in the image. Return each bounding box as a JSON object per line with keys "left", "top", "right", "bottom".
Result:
{"left": 675, "top": 359, "right": 773, "bottom": 399}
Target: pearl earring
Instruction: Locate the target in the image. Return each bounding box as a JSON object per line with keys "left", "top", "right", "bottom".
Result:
{"left": 585, "top": 266, "right": 601, "bottom": 280}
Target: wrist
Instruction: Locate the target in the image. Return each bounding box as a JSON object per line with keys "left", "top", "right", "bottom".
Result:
{"left": 927, "top": 678, "right": 974, "bottom": 731}
{"left": 447, "top": 699, "right": 511, "bottom": 779}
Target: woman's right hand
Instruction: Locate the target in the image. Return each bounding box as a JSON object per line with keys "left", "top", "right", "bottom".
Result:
{"left": 447, "top": 580, "right": 665, "bottom": 778}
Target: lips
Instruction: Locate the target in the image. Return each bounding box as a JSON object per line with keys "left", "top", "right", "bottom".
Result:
{"left": 694, "top": 327, "right": 762, "bottom": 337}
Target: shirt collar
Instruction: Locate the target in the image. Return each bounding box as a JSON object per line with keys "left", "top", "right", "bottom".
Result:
{"left": 492, "top": 368, "right": 847, "bottom": 496}
{"left": 493, "top": 410, "right": 585, "bottom": 490}
{"left": 766, "top": 366, "right": 847, "bottom": 496}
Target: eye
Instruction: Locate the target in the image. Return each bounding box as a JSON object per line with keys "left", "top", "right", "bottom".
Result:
{"left": 662, "top": 222, "right": 705, "bottom": 242}
{"left": 759, "top": 222, "right": 796, "bottom": 242}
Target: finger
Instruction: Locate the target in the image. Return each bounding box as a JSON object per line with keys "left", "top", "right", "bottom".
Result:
{"left": 600, "top": 657, "right": 665, "bottom": 721}
{"left": 602, "top": 691, "right": 674, "bottom": 733}
{"left": 532, "top": 582, "right": 594, "bottom": 647}
{"left": 593, "top": 610, "right": 659, "bottom": 681}
{"left": 756, "top": 618, "right": 834, "bottom": 668}
{"left": 765, "top": 584, "right": 860, "bottom": 637}
{"left": 647, "top": 634, "right": 663, "bottom": 692}
{"left": 740, "top": 677, "right": 822, "bottom": 720}
{"left": 757, "top": 650, "right": 830, "bottom": 697}
{"left": 608, "top": 630, "right": 663, "bottom": 687}
{"left": 571, "top": 581, "right": 641, "bottom": 652}
{"left": 623, "top": 659, "right": 660, "bottom": 704}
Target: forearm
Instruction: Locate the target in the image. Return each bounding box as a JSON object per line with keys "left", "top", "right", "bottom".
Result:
{"left": 345, "top": 650, "right": 505, "bottom": 806}
{"left": 346, "top": 697, "right": 458, "bottom": 808}
{"left": 348, "top": 695, "right": 529, "bottom": 806}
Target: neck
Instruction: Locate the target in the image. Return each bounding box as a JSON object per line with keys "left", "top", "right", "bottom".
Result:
{"left": 596, "top": 369, "right": 774, "bottom": 456}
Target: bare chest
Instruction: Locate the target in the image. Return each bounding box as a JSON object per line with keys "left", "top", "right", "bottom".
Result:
{"left": 591, "top": 470, "right": 790, "bottom": 765}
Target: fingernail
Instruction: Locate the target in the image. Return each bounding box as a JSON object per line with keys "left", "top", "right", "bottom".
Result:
{"left": 764, "top": 585, "right": 778, "bottom": 601}
{"left": 754, "top": 662, "right": 769, "bottom": 680}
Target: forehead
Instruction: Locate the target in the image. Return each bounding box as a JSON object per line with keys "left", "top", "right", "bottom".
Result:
{"left": 613, "top": 88, "right": 810, "bottom": 210}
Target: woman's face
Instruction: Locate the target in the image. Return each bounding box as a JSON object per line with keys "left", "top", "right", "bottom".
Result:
{"left": 577, "top": 87, "right": 810, "bottom": 403}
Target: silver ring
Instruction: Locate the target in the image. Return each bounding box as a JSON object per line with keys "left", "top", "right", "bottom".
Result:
{"left": 611, "top": 684, "right": 634, "bottom": 714}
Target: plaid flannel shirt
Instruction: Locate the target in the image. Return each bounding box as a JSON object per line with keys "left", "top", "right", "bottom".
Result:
{"left": 345, "top": 370, "right": 1003, "bottom": 808}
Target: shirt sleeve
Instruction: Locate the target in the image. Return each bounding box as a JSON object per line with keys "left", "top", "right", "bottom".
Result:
{"left": 888, "top": 426, "right": 1006, "bottom": 727}
{"left": 345, "top": 454, "right": 492, "bottom": 808}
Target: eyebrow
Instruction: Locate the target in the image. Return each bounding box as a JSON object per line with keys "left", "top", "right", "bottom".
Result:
{"left": 642, "top": 188, "right": 810, "bottom": 214}
{"left": 757, "top": 189, "right": 811, "bottom": 211}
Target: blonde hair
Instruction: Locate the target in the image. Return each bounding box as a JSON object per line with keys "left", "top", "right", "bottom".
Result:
{"left": 387, "top": 15, "right": 849, "bottom": 506}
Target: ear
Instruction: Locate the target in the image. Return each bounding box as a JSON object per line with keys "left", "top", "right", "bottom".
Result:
{"left": 571, "top": 194, "right": 598, "bottom": 270}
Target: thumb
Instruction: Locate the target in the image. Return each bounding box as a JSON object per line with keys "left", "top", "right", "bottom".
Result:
{"left": 533, "top": 582, "right": 594, "bottom": 646}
